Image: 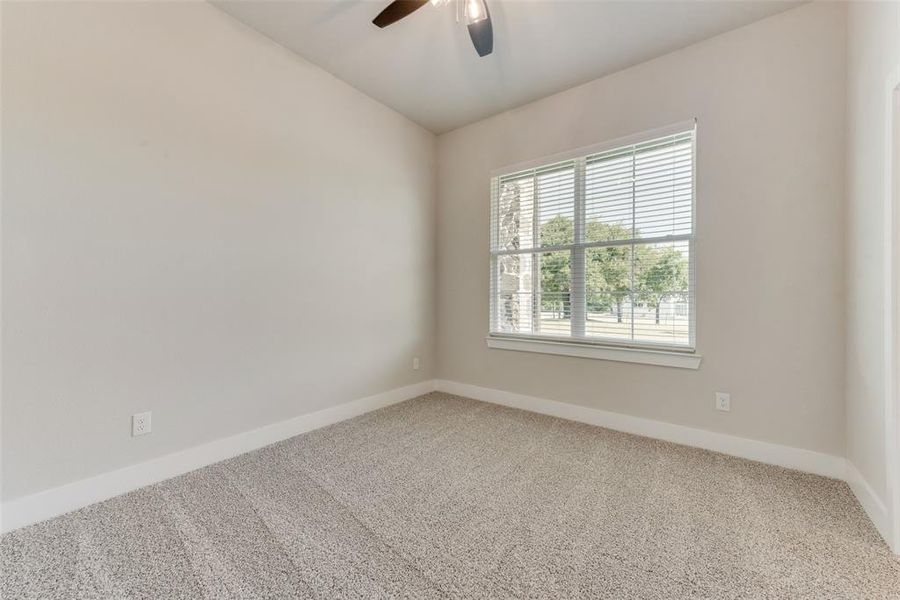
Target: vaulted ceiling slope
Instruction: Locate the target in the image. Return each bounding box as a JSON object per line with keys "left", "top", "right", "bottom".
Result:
{"left": 213, "top": 1, "right": 802, "bottom": 134}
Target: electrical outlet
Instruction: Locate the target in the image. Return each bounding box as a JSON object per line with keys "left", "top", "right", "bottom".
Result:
{"left": 412, "top": 357, "right": 420, "bottom": 371}
{"left": 132, "top": 411, "right": 152, "bottom": 436}
{"left": 715, "top": 392, "right": 731, "bottom": 412}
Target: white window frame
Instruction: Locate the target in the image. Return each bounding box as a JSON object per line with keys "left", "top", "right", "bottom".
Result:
{"left": 488, "top": 120, "right": 700, "bottom": 368}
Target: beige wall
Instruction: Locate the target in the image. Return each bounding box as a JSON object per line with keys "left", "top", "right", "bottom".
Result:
{"left": 1, "top": 2, "right": 436, "bottom": 500}
{"left": 436, "top": 2, "right": 847, "bottom": 455}
{"left": 845, "top": 1, "right": 900, "bottom": 507}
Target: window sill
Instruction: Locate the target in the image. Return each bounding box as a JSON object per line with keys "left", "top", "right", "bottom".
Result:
{"left": 485, "top": 336, "right": 702, "bottom": 369}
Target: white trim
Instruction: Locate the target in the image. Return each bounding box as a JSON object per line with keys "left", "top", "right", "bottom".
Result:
{"left": 486, "top": 336, "right": 701, "bottom": 369}
{"left": 433, "top": 380, "right": 845, "bottom": 479}
{"left": 884, "top": 66, "right": 900, "bottom": 554}
{"left": 491, "top": 119, "right": 697, "bottom": 178}
{"left": 0, "top": 380, "right": 436, "bottom": 534}
{"left": 4, "top": 377, "right": 885, "bottom": 547}
{"left": 846, "top": 461, "right": 892, "bottom": 546}
{"left": 5, "top": 378, "right": 884, "bottom": 546}
{"left": 689, "top": 121, "right": 699, "bottom": 349}
{"left": 490, "top": 233, "right": 693, "bottom": 256}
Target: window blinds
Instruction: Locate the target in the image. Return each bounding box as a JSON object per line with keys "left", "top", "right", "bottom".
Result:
{"left": 490, "top": 125, "right": 695, "bottom": 350}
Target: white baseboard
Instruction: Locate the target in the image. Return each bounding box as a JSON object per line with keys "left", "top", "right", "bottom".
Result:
{"left": 6, "top": 377, "right": 892, "bottom": 553}
{"left": 434, "top": 380, "right": 847, "bottom": 480}
{"left": 0, "top": 379, "right": 436, "bottom": 534}
{"left": 436, "top": 380, "right": 900, "bottom": 551}
{"left": 845, "top": 461, "right": 892, "bottom": 547}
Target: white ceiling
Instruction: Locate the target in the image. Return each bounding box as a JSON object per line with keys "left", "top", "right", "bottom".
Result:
{"left": 213, "top": 0, "right": 802, "bottom": 133}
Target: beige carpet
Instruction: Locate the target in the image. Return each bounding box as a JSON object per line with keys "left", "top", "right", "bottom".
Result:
{"left": 2, "top": 392, "right": 898, "bottom": 599}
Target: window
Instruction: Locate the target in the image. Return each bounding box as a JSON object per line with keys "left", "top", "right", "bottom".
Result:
{"left": 489, "top": 122, "right": 696, "bottom": 351}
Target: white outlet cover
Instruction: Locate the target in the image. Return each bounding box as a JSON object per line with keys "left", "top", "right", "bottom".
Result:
{"left": 132, "top": 411, "right": 152, "bottom": 436}
{"left": 413, "top": 357, "right": 420, "bottom": 370}
{"left": 715, "top": 392, "right": 731, "bottom": 412}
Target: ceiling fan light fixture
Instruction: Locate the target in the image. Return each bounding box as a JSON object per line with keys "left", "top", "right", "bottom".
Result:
{"left": 373, "top": 0, "right": 493, "bottom": 57}
{"left": 465, "top": 0, "right": 487, "bottom": 25}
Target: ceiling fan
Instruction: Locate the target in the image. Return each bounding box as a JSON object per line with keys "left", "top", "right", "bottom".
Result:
{"left": 372, "top": 0, "right": 493, "bottom": 58}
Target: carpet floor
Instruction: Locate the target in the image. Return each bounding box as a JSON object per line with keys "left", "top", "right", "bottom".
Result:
{"left": 2, "top": 392, "right": 899, "bottom": 599}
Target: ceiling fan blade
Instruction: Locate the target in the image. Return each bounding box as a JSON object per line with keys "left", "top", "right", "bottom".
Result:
{"left": 467, "top": 1, "right": 493, "bottom": 57}
{"left": 372, "top": 0, "right": 429, "bottom": 28}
